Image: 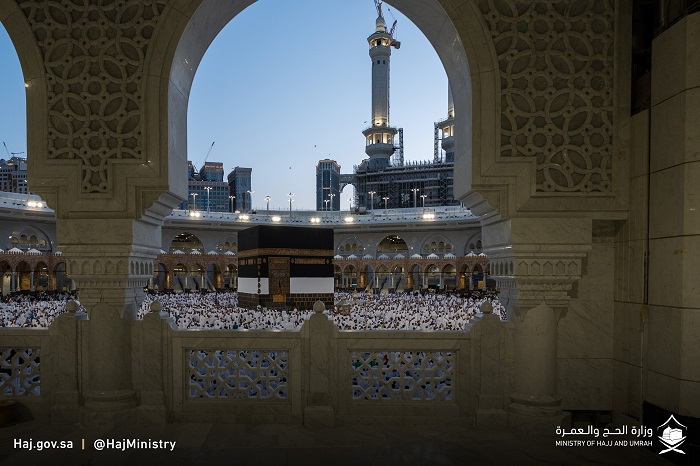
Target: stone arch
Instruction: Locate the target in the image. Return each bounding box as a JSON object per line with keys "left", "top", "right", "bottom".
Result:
{"left": 0, "top": 260, "right": 11, "bottom": 295}
{"left": 224, "top": 264, "right": 238, "bottom": 289}
{"left": 154, "top": 262, "right": 168, "bottom": 291}
{"left": 169, "top": 232, "right": 204, "bottom": 253}
{"left": 15, "top": 260, "right": 31, "bottom": 291}
{"left": 442, "top": 264, "right": 457, "bottom": 290}
{"left": 336, "top": 236, "right": 366, "bottom": 256}
{"left": 140, "top": 0, "right": 500, "bottom": 221}
{"left": 360, "top": 264, "right": 375, "bottom": 289}
{"left": 217, "top": 234, "right": 238, "bottom": 253}
{"left": 377, "top": 235, "right": 409, "bottom": 254}
{"left": 34, "top": 261, "right": 49, "bottom": 291}
{"left": 205, "top": 263, "right": 220, "bottom": 290}
{"left": 421, "top": 233, "right": 451, "bottom": 256}
{"left": 173, "top": 263, "right": 188, "bottom": 291}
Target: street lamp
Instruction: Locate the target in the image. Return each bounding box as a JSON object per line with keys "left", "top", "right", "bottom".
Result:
{"left": 229, "top": 195, "right": 235, "bottom": 213}
{"left": 323, "top": 199, "right": 330, "bottom": 211}
{"left": 382, "top": 196, "right": 389, "bottom": 212}
{"left": 246, "top": 190, "right": 254, "bottom": 212}
{"left": 204, "top": 186, "right": 212, "bottom": 213}
{"left": 328, "top": 193, "right": 335, "bottom": 212}
{"left": 287, "top": 192, "right": 294, "bottom": 214}
{"left": 411, "top": 188, "right": 419, "bottom": 209}
{"left": 368, "top": 191, "right": 376, "bottom": 211}
{"left": 265, "top": 195, "right": 271, "bottom": 211}
{"left": 420, "top": 194, "right": 427, "bottom": 213}
{"left": 191, "top": 192, "right": 198, "bottom": 211}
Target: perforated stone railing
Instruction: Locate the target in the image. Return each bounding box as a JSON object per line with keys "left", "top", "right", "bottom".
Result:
{"left": 335, "top": 331, "right": 471, "bottom": 422}
{"left": 187, "top": 349, "right": 288, "bottom": 400}
{"left": 350, "top": 350, "right": 453, "bottom": 401}
{"left": 0, "top": 348, "right": 41, "bottom": 396}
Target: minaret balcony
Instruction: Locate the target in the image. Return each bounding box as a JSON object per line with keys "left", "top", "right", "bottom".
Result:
{"left": 441, "top": 136, "right": 455, "bottom": 152}
{"left": 364, "top": 143, "right": 395, "bottom": 157}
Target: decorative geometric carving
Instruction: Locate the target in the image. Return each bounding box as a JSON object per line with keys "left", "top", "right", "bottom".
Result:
{"left": 187, "top": 349, "right": 288, "bottom": 400}
{"left": 477, "top": 0, "right": 614, "bottom": 193}
{"left": 0, "top": 348, "right": 41, "bottom": 396}
{"left": 351, "top": 351, "right": 453, "bottom": 401}
{"left": 17, "top": 0, "right": 168, "bottom": 193}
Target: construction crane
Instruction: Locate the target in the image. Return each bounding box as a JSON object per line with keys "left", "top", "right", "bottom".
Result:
{"left": 192, "top": 141, "right": 215, "bottom": 176}
{"left": 389, "top": 20, "right": 401, "bottom": 49}
{"left": 2, "top": 142, "right": 24, "bottom": 159}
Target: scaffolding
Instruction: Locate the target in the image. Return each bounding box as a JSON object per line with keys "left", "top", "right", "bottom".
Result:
{"left": 351, "top": 160, "right": 458, "bottom": 210}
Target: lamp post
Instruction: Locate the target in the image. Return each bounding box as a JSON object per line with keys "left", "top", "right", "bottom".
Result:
{"left": 191, "top": 192, "right": 198, "bottom": 211}
{"left": 368, "top": 191, "right": 376, "bottom": 211}
{"left": 229, "top": 195, "right": 234, "bottom": 213}
{"left": 420, "top": 194, "right": 427, "bottom": 213}
{"left": 287, "top": 192, "right": 294, "bottom": 215}
{"left": 324, "top": 199, "right": 329, "bottom": 211}
{"left": 246, "top": 190, "right": 254, "bottom": 212}
{"left": 382, "top": 196, "right": 389, "bottom": 213}
{"left": 411, "top": 188, "right": 419, "bottom": 209}
{"left": 328, "top": 193, "right": 335, "bottom": 212}
{"left": 204, "top": 186, "right": 212, "bottom": 213}
{"left": 265, "top": 195, "right": 271, "bottom": 211}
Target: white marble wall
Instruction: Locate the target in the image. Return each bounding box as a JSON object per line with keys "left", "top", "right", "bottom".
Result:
{"left": 558, "top": 222, "right": 615, "bottom": 411}
{"left": 645, "top": 12, "right": 700, "bottom": 418}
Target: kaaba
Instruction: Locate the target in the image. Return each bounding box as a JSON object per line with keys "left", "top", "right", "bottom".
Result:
{"left": 237, "top": 225, "right": 335, "bottom": 310}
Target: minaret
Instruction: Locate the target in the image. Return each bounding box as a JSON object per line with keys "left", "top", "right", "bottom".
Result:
{"left": 362, "top": 1, "right": 399, "bottom": 170}
{"left": 437, "top": 85, "right": 455, "bottom": 163}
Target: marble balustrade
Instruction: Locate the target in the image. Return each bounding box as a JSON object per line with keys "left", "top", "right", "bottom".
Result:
{"left": 0, "top": 307, "right": 505, "bottom": 426}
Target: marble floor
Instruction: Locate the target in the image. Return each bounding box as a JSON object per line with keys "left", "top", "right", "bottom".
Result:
{"left": 0, "top": 420, "right": 672, "bottom": 466}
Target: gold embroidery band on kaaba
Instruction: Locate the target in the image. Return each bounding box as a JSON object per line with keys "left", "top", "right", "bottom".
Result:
{"left": 237, "top": 248, "right": 334, "bottom": 259}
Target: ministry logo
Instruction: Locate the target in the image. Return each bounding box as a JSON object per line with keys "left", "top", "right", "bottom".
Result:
{"left": 657, "top": 415, "right": 687, "bottom": 455}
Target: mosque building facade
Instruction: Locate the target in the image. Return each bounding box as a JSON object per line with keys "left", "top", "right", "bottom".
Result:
{"left": 0, "top": 0, "right": 698, "bottom": 455}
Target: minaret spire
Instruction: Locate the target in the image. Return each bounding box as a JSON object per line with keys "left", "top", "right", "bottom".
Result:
{"left": 362, "top": 1, "right": 400, "bottom": 170}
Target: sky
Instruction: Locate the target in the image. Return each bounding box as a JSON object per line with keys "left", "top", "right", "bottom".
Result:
{"left": 0, "top": 0, "right": 448, "bottom": 210}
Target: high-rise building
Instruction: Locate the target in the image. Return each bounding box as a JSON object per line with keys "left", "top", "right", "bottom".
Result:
{"left": 0, "top": 156, "right": 28, "bottom": 194}
{"left": 227, "top": 167, "right": 253, "bottom": 212}
{"left": 316, "top": 159, "right": 341, "bottom": 211}
{"left": 179, "top": 161, "right": 229, "bottom": 212}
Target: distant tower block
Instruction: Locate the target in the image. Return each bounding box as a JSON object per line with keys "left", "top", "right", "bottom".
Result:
{"left": 237, "top": 225, "right": 335, "bottom": 311}
{"left": 437, "top": 85, "right": 455, "bottom": 163}
{"left": 362, "top": 1, "right": 400, "bottom": 171}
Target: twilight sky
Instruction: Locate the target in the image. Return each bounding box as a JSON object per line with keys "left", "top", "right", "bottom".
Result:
{"left": 0, "top": 0, "right": 448, "bottom": 210}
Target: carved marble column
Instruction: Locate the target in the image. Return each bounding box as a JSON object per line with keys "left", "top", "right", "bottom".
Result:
{"left": 484, "top": 218, "right": 591, "bottom": 434}
{"left": 11, "top": 0, "right": 183, "bottom": 426}
{"left": 50, "top": 301, "right": 88, "bottom": 423}
{"left": 137, "top": 300, "right": 176, "bottom": 424}
{"left": 58, "top": 217, "right": 170, "bottom": 424}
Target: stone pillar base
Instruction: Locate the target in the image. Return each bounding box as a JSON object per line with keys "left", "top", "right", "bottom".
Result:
{"left": 476, "top": 409, "right": 508, "bottom": 430}
{"left": 136, "top": 405, "right": 168, "bottom": 425}
{"left": 303, "top": 406, "right": 334, "bottom": 429}
{"left": 81, "top": 389, "right": 137, "bottom": 429}
{"left": 83, "top": 389, "right": 137, "bottom": 412}
{"left": 50, "top": 407, "right": 81, "bottom": 424}
{"left": 82, "top": 408, "right": 136, "bottom": 431}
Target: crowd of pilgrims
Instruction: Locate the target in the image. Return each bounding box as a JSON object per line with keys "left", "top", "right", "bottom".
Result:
{"left": 1, "top": 289, "right": 505, "bottom": 330}
{"left": 0, "top": 292, "right": 83, "bottom": 328}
